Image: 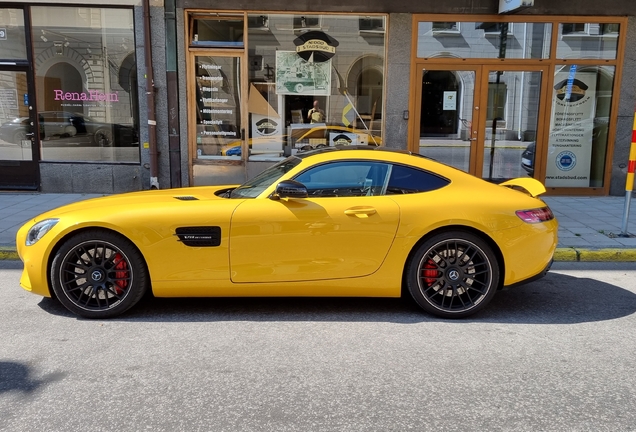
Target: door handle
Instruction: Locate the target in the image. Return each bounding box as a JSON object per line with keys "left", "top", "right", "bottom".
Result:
{"left": 344, "top": 206, "right": 377, "bottom": 218}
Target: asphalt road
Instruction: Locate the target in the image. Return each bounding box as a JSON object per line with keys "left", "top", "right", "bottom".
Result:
{"left": 2, "top": 261, "right": 636, "bottom": 431}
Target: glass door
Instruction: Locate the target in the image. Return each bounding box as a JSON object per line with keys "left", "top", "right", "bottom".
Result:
{"left": 478, "top": 68, "right": 546, "bottom": 182}
{"left": 415, "top": 67, "right": 480, "bottom": 173}
{"left": 0, "top": 7, "right": 39, "bottom": 189}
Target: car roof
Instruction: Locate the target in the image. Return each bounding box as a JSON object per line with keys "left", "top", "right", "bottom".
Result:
{"left": 296, "top": 145, "right": 429, "bottom": 159}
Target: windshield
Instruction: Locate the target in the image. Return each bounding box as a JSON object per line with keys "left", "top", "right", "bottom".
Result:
{"left": 230, "top": 156, "right": 302, "bottom": 198}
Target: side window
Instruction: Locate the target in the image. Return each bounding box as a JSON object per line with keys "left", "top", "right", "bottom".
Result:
{"left": 387, "top": 164, "right": 449, "bottom": 194}
{"left": 294, "top": 161, "right": 390, "bottom": 197}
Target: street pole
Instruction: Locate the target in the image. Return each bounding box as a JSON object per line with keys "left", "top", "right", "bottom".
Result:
{"left": 619, "top": 110, "right": 636, "bottom": 237}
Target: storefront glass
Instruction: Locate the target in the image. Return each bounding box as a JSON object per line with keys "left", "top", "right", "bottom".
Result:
{"left": 556, "top": 23, "right": 620, "bottom": 60}
{"left": 246, "top": 13, "right": 386, "bottom": 160}
{"left": 417, "top": 21, "right": 551, "bottom": 59}
{"left": 31, "top": 7, "right": 139, "bottom": 163}
{"left": 194, "top": 55, "right": 242, "bottom": 159}
{"left": 0, "top": 9, "right": 27, "bottom": 60}
{"left": 545, "top": 65, "right": 614, "bottom": 188}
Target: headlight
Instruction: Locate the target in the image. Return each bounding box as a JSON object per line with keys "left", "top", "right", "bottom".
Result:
{"left": 26, "top": 218, "right": 59, "bottom": 246}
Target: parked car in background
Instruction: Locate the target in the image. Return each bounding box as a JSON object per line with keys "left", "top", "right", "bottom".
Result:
{"left": 521, "top": 142, "right": 535, "bottom": 176}
{"left": 0, "top": 111, "right": 137, "bottom": 147}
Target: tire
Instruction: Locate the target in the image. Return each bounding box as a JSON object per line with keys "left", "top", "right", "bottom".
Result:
{"left": 50, "top": 230, "right": 149, "bottom": 319}
{"left": 406, "top": 230, "right": 499, "bottom": 319}
{"left": 94, "top": 128, "right": 113, "bottom": 147}
{"left": 294, "top": 83, "right": 304, "bottom": 93}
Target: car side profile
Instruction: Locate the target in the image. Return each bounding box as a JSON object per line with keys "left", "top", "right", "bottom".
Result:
{"left": 16, "top": 147, "right": 558, "bottom": 319}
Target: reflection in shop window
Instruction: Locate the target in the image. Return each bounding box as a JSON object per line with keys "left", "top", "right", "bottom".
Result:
{"left": 557, "top": 23, "right": 619, "bottom": 59}
{"left": 31, "top": 6, "right": 139, "bottom": 163}
{"left": 246, "top": 13, "right": 386, "bottom": 161}
{"left": 0, "top": 9, "right": 27, "bottom": 60}
{"left": 432, "top": 22, "right": 459, "bottom": 33}
{"left": 189, "top": 14, "right": 244, "bottom": 48}
{"left": 417, "top": 21, "right": 551, "bottom": 59}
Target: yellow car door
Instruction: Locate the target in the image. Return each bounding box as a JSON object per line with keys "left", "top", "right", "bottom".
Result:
{"left": 229, "top": 196, "right": 399, "bottom": 283}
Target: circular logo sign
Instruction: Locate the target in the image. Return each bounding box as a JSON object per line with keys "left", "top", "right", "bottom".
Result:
{"left": 255, "top": 118, "right": 278, "bottom": 136}
{"left": 556, "top": 151, "right": 577, "bottom": 171}
{"left": 332, "top": 134, "right": 352, "bottom": 146}
{"left": 293, "top": 31, "right": 339, "bottom": 63}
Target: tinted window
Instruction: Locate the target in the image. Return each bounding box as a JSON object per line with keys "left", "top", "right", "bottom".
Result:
{"left": 386, "top": 165, "right": 449, "bottom": 194}
{"left": 294, "top": 161, "right": 389, "bottom": 197}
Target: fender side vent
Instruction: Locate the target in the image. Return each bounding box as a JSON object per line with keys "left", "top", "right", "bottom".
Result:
{"left": 174, "top": 195, "right": 199, "bottom": 201}
{"left": 175, "top": 226, "right": 221, "bottom": 247}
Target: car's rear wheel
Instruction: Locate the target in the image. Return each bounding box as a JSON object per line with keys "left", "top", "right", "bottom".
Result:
{"left": 294, "top": 83, "right": 304, "bottom": 93}
{"left": 406, "top": 231, "right": 499, "bottom": 318}
{"left": 94, "top": 128, "right": 113, "bottom": 146}
{"left": 50, "top": 230, "right": 148, "bottom": 319}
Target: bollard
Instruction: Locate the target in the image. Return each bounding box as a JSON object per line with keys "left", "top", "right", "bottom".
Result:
{"left": 619, "top": 114, "right": 636, "bottom": 237}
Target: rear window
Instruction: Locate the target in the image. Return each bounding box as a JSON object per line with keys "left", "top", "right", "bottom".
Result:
{"left": 386, "top": 164, "right": 449, "bottom": 194}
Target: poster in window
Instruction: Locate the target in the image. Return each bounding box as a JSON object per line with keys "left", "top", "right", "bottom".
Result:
{"left": 275, "top": 51, "right": 331, "bottom": 96}
{"left": 545, "top": 69, "right": 597, "bottom": 187}
{"left": 443, "top": 91, "right": 457, "bottom": 110}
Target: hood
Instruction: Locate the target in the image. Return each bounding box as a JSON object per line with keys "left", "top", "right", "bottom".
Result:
{"left": 32, "top": 185, "right": 238, "bottom": 222}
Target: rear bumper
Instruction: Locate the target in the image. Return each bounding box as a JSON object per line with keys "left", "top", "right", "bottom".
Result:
{"left": 503, "top": 257, "right": 553, "bottom": 289}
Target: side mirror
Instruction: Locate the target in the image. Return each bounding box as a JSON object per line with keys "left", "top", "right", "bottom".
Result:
{"left": 271, "top": 180, "right": 308, "bottom": 200}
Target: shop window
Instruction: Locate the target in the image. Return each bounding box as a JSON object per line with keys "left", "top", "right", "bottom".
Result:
{"left": 190, "top": 14, "right": 244, "bottom": 48}
{"left": 246, "top": 13, "right": 386, "bottom": 161}
{"left": 545, "top": 65, "right": 615, "bottom": 188}
{"left": 0, "top": 9, "right": 27, "bottom": 60}
{"left": 486, "top": 82, "right": 507, "bottom": 123}
{"left": 31, "top": 6, "right": 139, "bottom": 163}
{"left": 417, "top": 21, "right": 551, "bottom": 59}
{"left": 557, "top": 22, "right": 619, "bottom": 59}
{"left": 248, "top": 15, "right": 269, "bottom": 31}
{"left": 432, "top": 22, "right": 459, "bottom": 34}
{"left": 561, "top": 23, "right": 588, "bottom": 35}
{"left": 476, "top": 22, "right": 513, "bottom": 36}
{"left": 359, "top": 17, "right": 385, "bottom": 33}
{"left": 293, "top": 15, "right": 321, "bottom": 31}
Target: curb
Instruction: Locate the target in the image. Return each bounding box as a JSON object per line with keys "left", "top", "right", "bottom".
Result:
{"left": 2, "top": 246, "right": 636, "bottom": 262}
{"left": 554, "top": 247, "right": 636, "bottom": 262}
{"left": 0, "top": 247, "right": 18, "bottom": 261}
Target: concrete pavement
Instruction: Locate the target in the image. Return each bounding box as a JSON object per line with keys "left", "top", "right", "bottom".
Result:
{"left": 1, "top": 191, "right": 636, "bottom": 261}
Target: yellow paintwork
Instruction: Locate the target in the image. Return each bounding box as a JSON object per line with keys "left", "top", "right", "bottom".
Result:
{"left": 16, "top": 149, "right": 557, "bottom": 300}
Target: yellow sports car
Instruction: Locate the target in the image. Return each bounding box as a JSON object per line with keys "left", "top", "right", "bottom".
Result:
{"left": 16, "top": 147, "right": 558, "bottom": 319}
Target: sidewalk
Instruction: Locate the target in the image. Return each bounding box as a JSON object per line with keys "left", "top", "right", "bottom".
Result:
{"left": 1, "top": 192, "right": 636, "bottom": 261}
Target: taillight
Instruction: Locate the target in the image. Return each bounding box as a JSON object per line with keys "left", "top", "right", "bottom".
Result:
{"left": 516, "top": 207, "right": 554, "bottom": 223}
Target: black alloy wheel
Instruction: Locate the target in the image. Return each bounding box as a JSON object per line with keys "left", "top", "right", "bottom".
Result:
{"left": 51, "top": 230, "right": 148, "bottom": 318}
{"left": 406, "top": 231, "right": 499, "bottom": 318}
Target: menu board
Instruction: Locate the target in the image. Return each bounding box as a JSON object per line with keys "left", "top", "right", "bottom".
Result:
{"left": 195, "top": 56, "right": 241, "bottom": 158}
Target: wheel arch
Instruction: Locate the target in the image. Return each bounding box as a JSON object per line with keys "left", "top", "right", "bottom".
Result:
{"left": 46, "top": 226, "right": 151, "bottom": 298}
{"left": 401, "top": 225, "right": 506, "bottom": 294}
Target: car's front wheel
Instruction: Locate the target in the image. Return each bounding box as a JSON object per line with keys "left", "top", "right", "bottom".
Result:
{"left": 406, "top": 230, "right": 499, "bottom": 318}
{"left": 50, "top": 230, "right": 149, "bottom": 318}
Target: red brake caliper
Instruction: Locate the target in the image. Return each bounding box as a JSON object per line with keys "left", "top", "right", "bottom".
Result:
{"left": 113, "top": 253, "right": 129, "bottom": 294}
{"left": 422, "top": 259, "right": 439, "bottom": 287}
